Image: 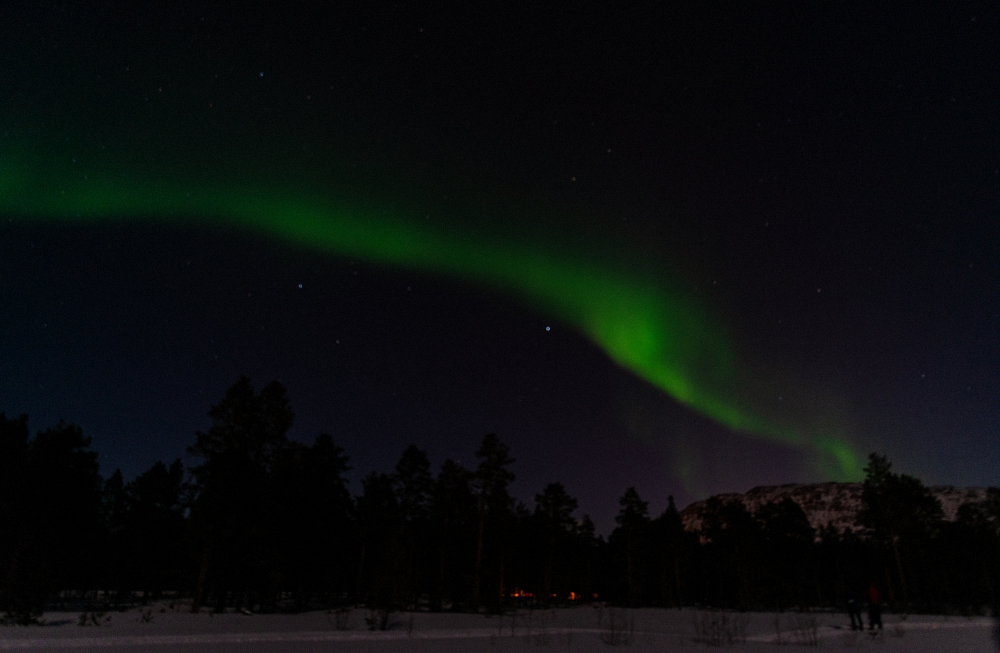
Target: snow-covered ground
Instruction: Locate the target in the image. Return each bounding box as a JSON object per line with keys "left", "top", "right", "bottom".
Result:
{"left": 0, "top": 606, "right": 994, "bottom": 651}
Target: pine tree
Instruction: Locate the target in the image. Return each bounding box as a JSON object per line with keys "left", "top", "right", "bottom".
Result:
{"left": 471, "top": 434, "right": 515, "bottom": 609}
{"left": 857, "top": 453, "right": 943, "bottom": 608}
{"left": 613, "top": 487, "right": 650, "bottom": 606}
{"left": 187, "top": 376, "right": 294, "bottom": 613}
{"left": 534, "top": 482, "right": 578, "bottom": 601}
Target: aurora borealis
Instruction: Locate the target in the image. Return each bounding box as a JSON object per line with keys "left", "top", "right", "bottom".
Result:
{"left": 1, "top": 2, "right": 998, "bottom": 529}
{"left": 0, "top": 153, "right": 862, "bottom": 478}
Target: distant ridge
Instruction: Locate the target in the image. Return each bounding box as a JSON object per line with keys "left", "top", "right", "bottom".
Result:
{"left": 679, "top": 482, "right": 989, "bottom": 535}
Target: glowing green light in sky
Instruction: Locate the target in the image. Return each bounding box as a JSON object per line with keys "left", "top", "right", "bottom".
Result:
{"left": 0, "top": 153, "right": 862, "bottom": 480}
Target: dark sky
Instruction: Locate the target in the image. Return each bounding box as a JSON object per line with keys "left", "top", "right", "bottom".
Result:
{"left": 1, "top": 2, "right": 998, "bottom": 533}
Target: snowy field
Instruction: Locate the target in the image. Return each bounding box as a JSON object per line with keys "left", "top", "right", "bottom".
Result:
{"left": 0, "top": 606, "right": 995, "bottom": 652}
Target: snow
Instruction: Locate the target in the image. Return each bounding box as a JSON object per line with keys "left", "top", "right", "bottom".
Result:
{"left": 0, "top": 606, "right": 994, "bottom": 651}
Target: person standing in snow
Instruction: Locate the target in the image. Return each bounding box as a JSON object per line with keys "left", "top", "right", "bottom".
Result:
{"left": 847, "top": 594, "right": 863, "bottom": 631}
{"left": 865, "top": 581, "right": 883, "bottom": 631}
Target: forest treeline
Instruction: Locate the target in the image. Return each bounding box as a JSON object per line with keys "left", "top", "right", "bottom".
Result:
{"left": 2, "top": 376, "right": 1000, "bottom": 624}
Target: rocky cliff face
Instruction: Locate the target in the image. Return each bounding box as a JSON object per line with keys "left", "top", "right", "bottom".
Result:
{"left": 679, "top": 482, "right": 988, "bottom": 535}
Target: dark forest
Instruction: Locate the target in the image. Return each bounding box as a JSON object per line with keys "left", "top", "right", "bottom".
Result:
{"left": 2, "top": 377, "right": 998, "bottom": 625}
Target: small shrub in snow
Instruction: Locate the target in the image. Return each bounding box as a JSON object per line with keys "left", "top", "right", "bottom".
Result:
{"left": 772, "top": 613, "right": 818, "bottom": 646}
{"left": 692, "top": 609, "right": 748, "bottom": 646}
{"left": 327, "top": 607, "right": 351, "bottom": 630}
{"left": 365, "top": 607, "right": 391, "bottom": 631}
{"left": 599, "top": 607, "right": 634, "bottom": 646}
{"left": 78, "top": 608, "right": 110, "bottom": 627}
{"left": 0, "top": 610, "right": 44, "bottom": 626}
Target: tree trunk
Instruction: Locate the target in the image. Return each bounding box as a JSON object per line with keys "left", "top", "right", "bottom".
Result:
{"left": 891, "top": 535, "right": 908, "bottom": 608}
{"left": 355, "top": 542, "right": 367, "bottom": 602}
{"left": 883, "top": 565, "right": 896, "bottom": 605}
{"left": 544, "top": 528, "right": 554, "bottom": 601}
{"left": 472, "top": 495, "right": 486, "bottom": 607}
{"left": 497, "top": 558, "right": 505, "bottom": 609}
{"left": 191, "top": 536, "right": 212, "bottom": 614}
{"left": 626, "top": 529, "right": 641, "bottom": 607}
{"left": 436, "top": 546, "right": 447, "bottom": 610}
{"left": 674, "top": 553, "right": 682, "bottom": 607}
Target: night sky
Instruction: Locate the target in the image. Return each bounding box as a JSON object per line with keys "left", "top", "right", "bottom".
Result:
{"left": 1, "top": 2, "right": 998, "bottom": 534}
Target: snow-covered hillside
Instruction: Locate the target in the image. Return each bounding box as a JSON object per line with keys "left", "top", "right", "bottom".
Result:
{"left": 679, "top": 482, "right": 989, "bottom": 535}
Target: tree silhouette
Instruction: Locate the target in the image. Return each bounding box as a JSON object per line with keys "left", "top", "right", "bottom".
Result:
{"left": 0, "top": 416, "right": 103, "bottom": 622}
{"left": 575, "top": 514, "right": 600, "bottom": 603}
{"left": 355, "top": 471, "right": 400, "bottom": 619}
{"left": 103, "top": 460, "right": 189, "bottom": 602}
{"left": 652, "top": 496, "right": 691, "bottom": 606}
{"left": 857, "top": 453, "right": 943, "bottom": 608}
{"left": 612, "top": 487, "right": 650, "bottom": 606}
{"left": 700, "top": 496, "right": 761, "bottom": 608}
{"left": 429, "top": 459, "right": 476, "bottom": 609}
{"left": 471, "top": 434, "right": 515, "bottom": 609}
{"left": 757, "top": 498, "right": 815, "bottom": 608}
{"left": 279, "top": 434, "right": 354, "bottom": 606}
{"left": 127, "top": 460, "right": 188, "bottom": 598}
{"left": 391, "top": 445, "right": 434, "bottom": 609}
{"left": 9, "top": 394, "right": 1000, "bottom": 616}
{"left": 534, "top": 482, "right": 579, "bottom": 601}
{"left": 187, "top": 376, "right": 294, "bottom": 613}
{"left": 0, "top": 413, "right": 39, "bottom": 622}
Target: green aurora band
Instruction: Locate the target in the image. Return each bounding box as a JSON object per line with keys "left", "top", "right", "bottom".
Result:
{"left": 0, "top": 156, "right": 862, "bottom": 479}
